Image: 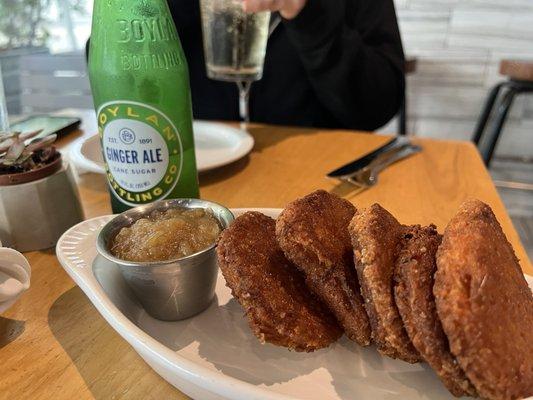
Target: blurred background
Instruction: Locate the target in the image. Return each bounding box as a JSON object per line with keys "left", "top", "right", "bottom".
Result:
{"left": 0, "top": 0, "right": 531, "bottom": 255}
{"left": 0, "top": 0, "right": 91, "bottom": 114}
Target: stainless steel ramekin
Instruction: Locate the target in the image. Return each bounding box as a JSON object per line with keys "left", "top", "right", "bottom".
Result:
{"left": 96, "top": 198, "right": 234, "bottom": 321}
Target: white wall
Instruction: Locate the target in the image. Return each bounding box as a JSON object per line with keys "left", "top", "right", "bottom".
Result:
{"left": 379, "top": 0, "right": 533, "bottom": 158}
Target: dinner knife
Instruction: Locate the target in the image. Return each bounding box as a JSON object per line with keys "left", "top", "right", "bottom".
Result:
{"left": 327, "top": 136, "right": 410, "bottom": 178}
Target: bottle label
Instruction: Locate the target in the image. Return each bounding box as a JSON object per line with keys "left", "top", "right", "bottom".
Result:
{"left": 97, "top": 101, "right": 183, "bottom": 207}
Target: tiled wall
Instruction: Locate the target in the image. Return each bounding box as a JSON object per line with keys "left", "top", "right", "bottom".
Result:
{"left": 379, "top": 0, "right": 533, "bottom": 158}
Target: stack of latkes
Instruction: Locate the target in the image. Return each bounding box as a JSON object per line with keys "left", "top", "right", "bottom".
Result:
{"left": 216, "top": 190, "right": 533, "bottom": 400}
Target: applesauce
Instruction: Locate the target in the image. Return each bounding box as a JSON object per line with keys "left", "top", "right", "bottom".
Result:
{"left": 110, "top": 207, "right": 221, "bottom": 262}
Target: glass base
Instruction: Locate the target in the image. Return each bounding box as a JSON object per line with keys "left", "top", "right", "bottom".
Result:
{"left": 206, "top": 67, "right": 263, "bottom": 82}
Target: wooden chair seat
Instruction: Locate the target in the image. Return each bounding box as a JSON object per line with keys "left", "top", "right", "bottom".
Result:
{"left": 500, "top": 59, "right": 533, "bottom": 82}
{"left": 405, "top": 57, "right": 417, "bottom": 75}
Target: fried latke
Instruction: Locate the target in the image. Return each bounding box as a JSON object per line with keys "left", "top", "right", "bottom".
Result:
{"left": 349, "top": 204, "right": 421, "bottom": 362}
{"left": 217, "top": 211, "right": 342, "bottom": 352}
{"left": 435, "top": 200, "right": 533, "bottom": 400}
{"left": 275, "top": 190, "right": 371, "bottom": 346}
{"left": 394, "top": 225, "right": 477, "bottom": 397}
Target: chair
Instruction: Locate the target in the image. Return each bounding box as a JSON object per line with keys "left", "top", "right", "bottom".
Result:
{"left": 398, "top": 57, "right": 417, "bottom": 136}
{"left": 473, "top": 59, "right": 533, "bottom": 166}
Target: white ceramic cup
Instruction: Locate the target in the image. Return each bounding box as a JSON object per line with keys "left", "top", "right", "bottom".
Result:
{"left": 0, "top": 246, "right": 31, "bottom": 313}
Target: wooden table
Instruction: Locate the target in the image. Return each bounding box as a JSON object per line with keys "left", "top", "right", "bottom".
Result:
{"left": 1, "top": 121, "right": 531, "bottom": 400}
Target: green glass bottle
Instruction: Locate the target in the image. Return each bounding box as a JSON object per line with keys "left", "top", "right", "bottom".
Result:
{"left": 88, "top": 0, "right": 199, "bottom": 213}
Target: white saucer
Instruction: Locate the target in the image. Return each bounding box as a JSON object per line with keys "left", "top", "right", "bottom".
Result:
{"left": 56, "top": 210, "right": 533, "bottom": 400}
{"left": 69, "top": 121, "right": 254, "bottom": 174}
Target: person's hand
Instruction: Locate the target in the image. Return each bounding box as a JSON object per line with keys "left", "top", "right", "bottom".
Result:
{"left": 242, "top": 0, "right": 307, "bottom": 20}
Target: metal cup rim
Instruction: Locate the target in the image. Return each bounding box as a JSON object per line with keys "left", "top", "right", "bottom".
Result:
{"left": 96, "top": 198, "right": 234, "bottom": 268}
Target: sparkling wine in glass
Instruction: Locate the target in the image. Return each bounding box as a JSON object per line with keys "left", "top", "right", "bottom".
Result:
{"left": 200, "top": 0, "right": 271, "bottom": 121}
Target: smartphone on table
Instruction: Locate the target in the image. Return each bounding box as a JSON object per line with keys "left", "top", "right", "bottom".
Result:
{"left": 10, "top": 115, "right": 81, "bottom": 139}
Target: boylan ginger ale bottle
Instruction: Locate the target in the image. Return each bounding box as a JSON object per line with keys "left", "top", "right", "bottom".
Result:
{"left": 88, "top": 0, "right": 199, "bottom": 213}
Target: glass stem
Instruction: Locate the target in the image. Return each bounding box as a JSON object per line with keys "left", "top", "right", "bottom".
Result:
{"left": 236, "top": 80, "right": 252, "bottom": 123}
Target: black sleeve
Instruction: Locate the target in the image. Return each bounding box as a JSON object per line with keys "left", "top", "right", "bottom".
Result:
{"left": 283, "top": 0, "right": 405, "bottom": 131}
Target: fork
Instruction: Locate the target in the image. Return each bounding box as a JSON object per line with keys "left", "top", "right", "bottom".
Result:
{"left": 340, "top": 144, "right": 422, "bottom": 188}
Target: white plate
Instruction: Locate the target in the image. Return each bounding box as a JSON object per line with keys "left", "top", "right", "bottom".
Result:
{"left": 69, "top": 121, "right": 254, "bottom": 174}
{"left": 56, "top": 210, "right": 533, "bottom": 400}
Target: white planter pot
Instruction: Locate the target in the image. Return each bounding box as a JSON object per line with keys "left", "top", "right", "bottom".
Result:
{"left": 0, "top": 161, "right": 84, "bottom": 252}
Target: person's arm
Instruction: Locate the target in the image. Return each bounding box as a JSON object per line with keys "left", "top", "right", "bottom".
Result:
{"left": 245, "top": 0, "right": 405, "bottom": 131}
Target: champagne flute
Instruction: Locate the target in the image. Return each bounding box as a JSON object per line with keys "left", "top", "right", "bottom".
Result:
{"left": 199, "top": 0, "right": 271, "bottom": 122}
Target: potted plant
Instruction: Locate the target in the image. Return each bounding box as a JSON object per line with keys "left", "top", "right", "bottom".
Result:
{"left": 0, "top": 130, "right": 84, "bottom": 251}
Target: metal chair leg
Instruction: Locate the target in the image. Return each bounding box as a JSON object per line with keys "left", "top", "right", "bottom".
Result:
{"left": 479, "top": 87, "right": 518, "bottom": 167}
{"left": 398, "top": 95, "right": 406, "bottom": 136}
{"left": 472, "top": 81, "right": 509, "bottom": 144}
